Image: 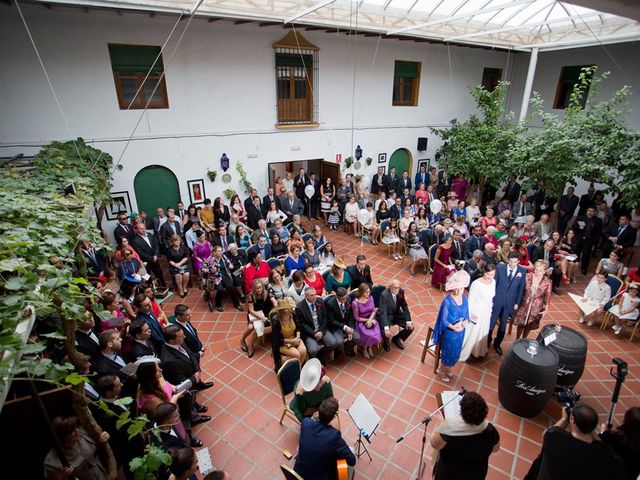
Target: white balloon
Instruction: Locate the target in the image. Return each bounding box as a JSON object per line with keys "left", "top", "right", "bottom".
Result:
{"left": 358, "top": 208, "right": 370, "bottom": 225}
{"left": 360, "top": 175, "right": 371, "bottom": 189}
{"left": 304, "top": 185, "right": 315, "bottom": 199}
{"left": 430, "top": 199, "right": 442, "bottom": 214}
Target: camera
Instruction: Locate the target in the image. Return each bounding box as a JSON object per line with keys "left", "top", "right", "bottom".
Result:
{"left": 555, "top": 387, "right": 581, "bottom": 413}
{"left": 611, "top": 358, "right": 628, "bottom": 379}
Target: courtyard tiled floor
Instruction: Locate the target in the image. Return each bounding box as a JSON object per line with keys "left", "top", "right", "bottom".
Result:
{"left": 162, "top": 226, "right": 640, "bottom": 479}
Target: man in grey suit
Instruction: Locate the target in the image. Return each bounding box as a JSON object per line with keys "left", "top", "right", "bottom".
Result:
{"left": 512, "top": 192, "right": 532, "bottom": 218}
{"left": 377, "top": 280, "right": 414, "bottom": 351}
{"left": 282, "top": 191, "right": 304, "bottom": 223}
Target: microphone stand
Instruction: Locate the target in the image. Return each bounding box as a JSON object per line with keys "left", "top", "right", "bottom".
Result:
{"left": 396, "top": 388, "right": 466, "bottom": 480}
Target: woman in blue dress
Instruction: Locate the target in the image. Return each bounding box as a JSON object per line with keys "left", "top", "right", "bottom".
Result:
{"left": 433, "top": 270, "right": 471, "bottom": 383}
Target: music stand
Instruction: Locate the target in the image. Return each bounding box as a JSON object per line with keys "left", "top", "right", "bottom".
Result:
{"left": 347, "top": 393, "right": 380, "bottom": 461}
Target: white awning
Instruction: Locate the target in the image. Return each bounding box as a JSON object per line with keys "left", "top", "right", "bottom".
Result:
{"left": 38, "top": 0, "right": 640, "bottom": 51}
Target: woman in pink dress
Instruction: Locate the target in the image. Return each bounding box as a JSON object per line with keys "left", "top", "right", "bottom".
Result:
{"left": 431, "top": 236, "right": 454, "bottom": 289}
{"left": 352, "top": 283, "right": 381, "bottom": 359}
{"left": 479, "top": 208, "right": 498, "bottom": 235}
{"left": 192, "top": 230, "right": 212, "bottom": 274}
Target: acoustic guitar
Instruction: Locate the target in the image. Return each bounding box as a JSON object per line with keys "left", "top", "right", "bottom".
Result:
{"left": 337, "top": 459, "right": 348, "bottom": 480}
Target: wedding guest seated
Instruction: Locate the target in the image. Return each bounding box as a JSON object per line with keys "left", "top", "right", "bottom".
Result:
{"left": 248, "top": 235, "right": 272, "bottom": 261}
{"left": 117, "top": 247, "right": 144, "bottom": 282}
{"left": 324, "top": 287, "right": 359, "bottom": 358}
{"left": 271, "top": 297, "right": 307, "bottom": 370}
{"left": 224, "top": 243, "right": 247, "bottom": 296}
{"left": 290, "top": 358, "right": 335, "bottom": 422}
{"left": 311, "top": 225, "right": 327, "bottom": 249}
{"left": 208, "top": 245, "right": 242, "bottom": 312}
{"left": 303, "top": 263, "right": 326, "bottom": 297}
{"left": 513, "top": 237, "right": 533, "bottom": 270}
{"left": 352, "top": 283, "right": 382, "bottom": 359}
{"left": 319, "top": 241, "right": 336, "bottom": 268}
{"left": 270, "top": 231, "right": 287, "bottom": 258}
{"left": 415, "top": 207, "right": 429, "bottom": 232}
{"left": 348, "top": 254, "right": 373, "bottom": 288}
{"left": 579, "top": 272, "right": 612, "bottom": 327}
{"left": 407, "top": 222, "right": 429, "bottom": 276}
{"left": 294, "top": 397, "right": 356, "bottom": 480}
{"left": 494, "top": 221, "right": 509, "bottom": 239}
{"left": 285, "top": 245, "right": 305, "bottom": 275}
{"left": 287, "top": 270, "right": 308, "bottom": 304}
{"left": 296, "top": 287, "right": 337, "bottom": 360}
{"left": 399, "top": 208, "right": 414, "bottom": 238}
{"left": 482, "top": 243, "right": 498, "bottom": 266}
{"left": 324, "top": 258, "right": 351, "bottom": 294}
{"left": 483, "top": 226, "right": 499, "bottom": 249}
{"left": 558, "top": 229, "right": 580, "bottom": 284}
{"left": 496, "top": 238, "right": 512, "bottom": 264}
{"left": 192, "top": 231, "right": 212, "bottom": 275}
{"left": 465, "top": 250, "right": 485, "bottom": 283}
{"left": 234, "top": 225, "right": 252, "bottom": 249}
{"left": 289, "top": 214, "right": 307, "bottom": 236}
{"left": 267, "top": 267, "right": 288, "bottom": 300}
{"left": 273, "top": 218, "right": 290, "bottom": 243}
{"left": 595, "top": 249, "right": 624, "bottom": 278}
{"left": 243, "top": 250, "right": 271, "bottom": 294}
{"left": 287, "top": 229, "right": 305, "bottom": 253}
{"left": 463, "top": 225, "right": 485, "bottom": 259}
{"left": 241, "top": 280, "right": 276, "bottom": 358}
{"left": 166, "top": 235, "right": 191, "bottom": 298}
{"left": 377, "top": 279, "right": 414, "bottom": 351}
{"left": 251, "top": 219, "right": 272, "bottom": 245}
{"left": 303, "top": 239, "right": 321, "bottom": 268}
{"left": 98, "top": 291, "right": 128, "bottom": 332}
{"left": 607, "top": 282, "right": 640, "bottom": 335}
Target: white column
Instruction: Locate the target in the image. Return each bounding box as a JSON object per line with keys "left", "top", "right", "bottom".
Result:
{"left": 519, "top": 47, "right": 539, "bottom": 123}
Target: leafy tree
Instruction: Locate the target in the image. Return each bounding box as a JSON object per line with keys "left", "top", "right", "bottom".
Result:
{"left": 509, "top": 68, "right": 637, "bottom": 198}
{"left": 430, "top": 81, "right": 524, "bottom": 199}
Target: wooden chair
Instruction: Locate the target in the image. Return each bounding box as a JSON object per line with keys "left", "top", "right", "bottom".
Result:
{"left": 343, "top": 220, "right": 355, "bottom": 235}
{"left": 280, "top": 464, "right": 303, "bottom": 480}
{"left": 420, "top": 325, "right": 441, "bottom": 374}
{"left": 276, "top": 358, "right": 301, "bottom": 426}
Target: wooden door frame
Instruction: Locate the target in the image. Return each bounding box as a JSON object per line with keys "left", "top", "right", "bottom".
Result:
{"left": 389, "top": 147, "right": 413, "bottom": 176}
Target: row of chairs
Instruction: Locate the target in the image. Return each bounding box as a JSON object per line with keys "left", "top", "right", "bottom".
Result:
{"left": 597, "top": 274, "right": 640, "bottom": 341}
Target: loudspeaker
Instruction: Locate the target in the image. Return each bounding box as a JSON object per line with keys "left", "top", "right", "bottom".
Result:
{"left": 417, "top": 137, "right": 428, "bottom": 151}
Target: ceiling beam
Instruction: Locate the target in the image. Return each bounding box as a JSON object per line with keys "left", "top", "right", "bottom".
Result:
{"left": 445, "top": 11, "right": 601, "bottom": 41}
{"left": 285, "top": 0, "right": 337, "bottom": 24}
{"left": 387, "top": 0, "right": 536, "bottom": 35}
{"left": 526, "top": 31, "right": 640, "bottom": 50}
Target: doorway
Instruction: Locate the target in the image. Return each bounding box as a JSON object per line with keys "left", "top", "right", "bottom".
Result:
{"left": 389, "top": 148, "right": 413, "bottom": 175}
{"left": 133, "top": 165, "right": 181, "bottom": 215}
{"left": 268, "top": 159, "right": 334, "bottom": 188}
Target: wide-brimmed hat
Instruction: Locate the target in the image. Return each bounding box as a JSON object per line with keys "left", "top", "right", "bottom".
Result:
{"left": 333, "top": 258, "right": 346, "bottom": 270}
{"left": 273, "top": 297, "right": 296, "bottom": 313}
{"left": 300, "top": 358, "right": 322, "bottom": 392}
{"left": 628, "top": 282, "right": 640, "bottom": 291}
{"left": 445, "top": 270, "right": 470, "bottom": 291}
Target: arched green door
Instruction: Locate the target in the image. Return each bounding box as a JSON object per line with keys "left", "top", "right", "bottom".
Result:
{"left": 133, "top": 165, "right": 180, "bottom": 216}
{"left": 389, "top": 148, "right": 412, "bottom": 176}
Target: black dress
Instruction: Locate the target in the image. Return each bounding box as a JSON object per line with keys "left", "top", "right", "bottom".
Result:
{"left": 166, "top": 245, "right": 190, "bottom": 275}
{"left": 271, "top": 240, "right": 287, "bottom": 258}
{"left": 434, "top": 422, "right": 499, "bottom": 480}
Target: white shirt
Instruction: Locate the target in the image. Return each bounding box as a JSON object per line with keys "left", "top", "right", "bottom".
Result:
{"left": 584, "top": 280, "right": 612, "bottom": 306}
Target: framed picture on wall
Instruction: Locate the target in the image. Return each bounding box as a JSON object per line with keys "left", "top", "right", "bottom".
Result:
{"left": 187, "top": 179, "right": 206, "bottom": 205}
{"left": 378, "top": 153, "right": 387, "bottom": 164}
{"left": 418, "top": 159, "right": 431, "bottom": 173}
{"left": 107, "top": 191, "right": 132, "bottom": 221}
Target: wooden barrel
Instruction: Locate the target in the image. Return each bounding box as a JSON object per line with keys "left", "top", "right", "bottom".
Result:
{"left": 499, "top": 340, "right": 559, "bottom": 418}
{"left": 537, "top": 324, "right": 588, "bottom": 389}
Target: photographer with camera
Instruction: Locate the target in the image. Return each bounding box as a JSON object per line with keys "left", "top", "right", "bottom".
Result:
{"left": 525, "top": 402, "right": 628, "bottom": 480}
{"left": 599, "top": 407, "right": 640, "bottom": 479}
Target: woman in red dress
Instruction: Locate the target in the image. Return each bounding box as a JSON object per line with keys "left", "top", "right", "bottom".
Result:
{"left": 479, "top": 208, "right": 498, "bottom": 235}
{"left": 431, "top": 236, "right": 454, "bottom": 289}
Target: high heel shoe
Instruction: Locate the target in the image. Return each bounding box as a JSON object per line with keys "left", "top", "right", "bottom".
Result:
{"left": 362, "top": 349, "right": 370, "bottom": 359}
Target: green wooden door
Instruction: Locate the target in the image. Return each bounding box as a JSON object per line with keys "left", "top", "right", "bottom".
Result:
{"left": 389, "top": 148, "right": 412, "bottom": 176}
{"left": 133, "top": 165, "right": 180, "bottom": 215}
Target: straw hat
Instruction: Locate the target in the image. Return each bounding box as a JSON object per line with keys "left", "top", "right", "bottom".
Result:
{"left": 299, "top": 358, "right": 322, "bottom": 392}
{"left": 333, "top": 258, "right": 346, "bottom": 270}
{"left": 273, "top": 297, "right": 296, "bottom": 313}
{"left": 445, "top": 270, "right": 470, "bottom": 291}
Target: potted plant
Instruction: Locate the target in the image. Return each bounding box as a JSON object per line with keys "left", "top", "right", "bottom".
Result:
{"left": 365, "top": 157, "right": 373, "bottom": 166}
{"left": 223, "top": 188, "right": 236, "bottom": 200}
{"left": 344, "top": 156, "right": 353, "bottom": 169}
{"left": 207, "top": 169, "right": 218, "bottom": 182}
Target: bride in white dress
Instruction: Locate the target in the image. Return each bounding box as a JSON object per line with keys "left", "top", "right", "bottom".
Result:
{"left": 459, "top": 265, "right": 496, "bottom": 361}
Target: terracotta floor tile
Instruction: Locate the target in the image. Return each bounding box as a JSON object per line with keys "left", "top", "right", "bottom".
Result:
{"left": 175, "top": 225, "right": 640, "bottom": 479}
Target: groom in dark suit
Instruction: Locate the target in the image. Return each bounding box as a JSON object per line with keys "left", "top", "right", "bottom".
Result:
{"left": 489, "top": 252, "right": 526, "bottom": 355}
{"left": 377, "top": 280, "right": 414, "bottom": 351}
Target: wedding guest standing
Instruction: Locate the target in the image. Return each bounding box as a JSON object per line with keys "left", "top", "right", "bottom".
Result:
{"left": 512, "top": 260, "right": 552, "bottom": 339}
{"left": 459, "top": 265, "right": 496, "bottom": 361}
{"left": 432, "top": 270, "right": 471, "bottom": 383}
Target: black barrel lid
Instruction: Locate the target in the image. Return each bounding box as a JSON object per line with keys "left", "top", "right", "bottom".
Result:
{"left": 540, "top": 324, "right": 588, "bottom": 350}
{"left": 510, "top": 339, "right": 559, "bottom": 367}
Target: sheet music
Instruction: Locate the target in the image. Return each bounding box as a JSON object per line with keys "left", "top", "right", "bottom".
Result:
{"left": 196, "top": 447, "right": 214, "bottom": 475}
{"left": 348, "top": 393, "right": 380, "bottom": 438}
{"left": 568, "top": 293, "right": 600, "bottom": 316}
{"left": 440, "top": 391, "right": 462, "bottom": 419}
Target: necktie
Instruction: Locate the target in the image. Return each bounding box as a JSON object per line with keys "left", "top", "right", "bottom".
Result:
{"left": 508, "top": 269, "right": 514, "bottom": 280}
{"left": 178, "top": 346, "right": 189, "bottom": 358}
{"left": 311, "top": 303, "right": 316, "bottom": 312}
{"left": 618, "top": 226, "right": 623, "bottom": 236}
{"left": 544, "top": 251, "right": 549, "bottom": 262}
{"left": 184, "top": 322, "right": 196, "bottom": 337}
{"left": 222, "top": 236, "right": 227, "bottom": 250}
{"left": 339, "top": 303, "right": 346, "bottom": 315}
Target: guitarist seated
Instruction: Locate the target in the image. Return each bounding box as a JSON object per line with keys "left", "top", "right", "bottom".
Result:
{"left": 294, "top": 397, "right": 356, "bottom": 480}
